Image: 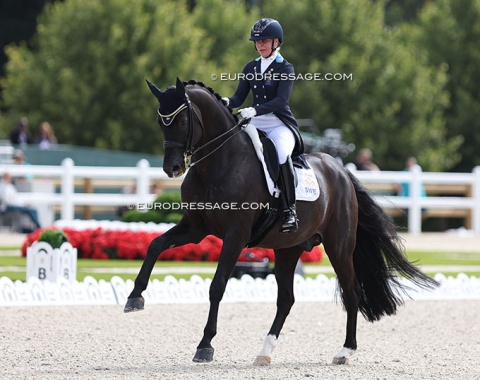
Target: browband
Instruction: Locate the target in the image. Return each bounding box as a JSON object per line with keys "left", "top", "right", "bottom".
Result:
{"left": 157, "top": 104, "right": 188, "bottom": 126}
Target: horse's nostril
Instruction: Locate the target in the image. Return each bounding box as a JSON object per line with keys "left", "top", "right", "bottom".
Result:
{"left": 172, "top": 165, "right": 182, "bottom": 173}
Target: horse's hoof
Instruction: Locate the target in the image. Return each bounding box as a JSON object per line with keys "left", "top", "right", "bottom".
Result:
{"left": 253, "top": 355, "right": 271, "bottom": 366}
{"left": 192, "top": 347, "right": 215, "bottom": 363}
{"left": 332, "top": 356, "right": 349, "bottom": 365}
{"left": 124, "top": 297, "right": 145, "bottom": 313}
{"left": 332, "top": 347, "right": 355, "bottom": 365}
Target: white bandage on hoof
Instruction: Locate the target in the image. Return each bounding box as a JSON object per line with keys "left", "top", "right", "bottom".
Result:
{"left": 258, "top": 334, "right": 277, "bottom": 356}
{"left": 253, "top": 334, "right": 277, "bottom": 366}
{"left": 332, "top": 346, "right": 356, "bottom": 365}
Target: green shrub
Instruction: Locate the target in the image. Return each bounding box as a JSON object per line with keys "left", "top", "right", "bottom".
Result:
{"left": 37, "top": 229, "right": 69, "bottom": 249}
{"left": 122, "top": 210, "right": 165, "bottom": 223}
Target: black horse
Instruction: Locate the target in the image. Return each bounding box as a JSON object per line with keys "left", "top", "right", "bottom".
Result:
{"left": 125, "top": 78, "right": 438, "bottom": 365}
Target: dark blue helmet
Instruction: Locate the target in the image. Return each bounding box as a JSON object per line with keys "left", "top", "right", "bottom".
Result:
{"left": 249, "top": 18, "right": 283, "bottom": 44}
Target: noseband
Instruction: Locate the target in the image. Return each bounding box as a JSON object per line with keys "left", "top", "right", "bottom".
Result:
{"left": 160, "top": 92, "right": 248, "bottom": 168}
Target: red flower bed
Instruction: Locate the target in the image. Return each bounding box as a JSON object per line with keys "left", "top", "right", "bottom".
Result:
{"left": 22, "top": 227, "right": 323, "bottom": 263}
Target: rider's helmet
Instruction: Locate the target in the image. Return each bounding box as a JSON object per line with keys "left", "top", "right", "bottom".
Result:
{"left": 249, "top": 18, "right": 283, "bottom": 44}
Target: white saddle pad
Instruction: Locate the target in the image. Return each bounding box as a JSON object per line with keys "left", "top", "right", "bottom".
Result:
{"left": 244, "top": 124, "right": 320, "bottom": 202}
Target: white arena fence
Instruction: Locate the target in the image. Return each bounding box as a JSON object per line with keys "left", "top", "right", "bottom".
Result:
{"left": 1, "top": 272, "right": 479, "bottom": 307}
{"left": 1, "top": 220, "right": 479, "bottom": 306}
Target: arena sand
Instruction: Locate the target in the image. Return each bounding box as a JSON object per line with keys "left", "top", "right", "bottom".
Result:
{"left": 1, "top": 300, "right": 479, "bottom": 379}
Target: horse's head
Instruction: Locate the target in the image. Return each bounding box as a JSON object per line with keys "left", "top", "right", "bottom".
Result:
{"left": 148, "top": 78, "right": 239, "bottom": 178}
{"left": 147, "top": 78, "right": 204, "bottom": 178}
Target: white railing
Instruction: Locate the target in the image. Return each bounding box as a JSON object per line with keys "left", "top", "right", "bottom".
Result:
{"left": 2, "top": 159, "right": 480, "bottom": 234}
{"left": 1, "top": 159, "right": 181, "bottom": 224}
{"left": 350, "top": 166, "right": 480, "bottom": 234}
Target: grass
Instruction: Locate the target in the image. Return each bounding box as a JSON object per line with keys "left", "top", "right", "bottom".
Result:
{"left": 1, "top": 249, "right": 479, "bottom": 282}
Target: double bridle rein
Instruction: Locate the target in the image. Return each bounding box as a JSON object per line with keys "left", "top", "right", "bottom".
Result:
{"left": 159, "top": 92, "right": 249, "bottom": 168}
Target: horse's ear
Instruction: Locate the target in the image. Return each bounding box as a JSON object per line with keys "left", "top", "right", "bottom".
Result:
{"left": 175, "top": 77, "right": 186, "bottom": 99}
{"left": 146, "top": 79, "right": 163, "bottom": 101}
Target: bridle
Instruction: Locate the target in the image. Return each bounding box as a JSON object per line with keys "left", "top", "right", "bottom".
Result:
{"left": 159, "top": 91, "right": 249, "bottom": 168}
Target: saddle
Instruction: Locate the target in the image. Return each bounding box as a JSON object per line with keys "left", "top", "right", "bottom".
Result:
{"left": 257, "top": 130, "right": 310, "bottom": 185}
{"left": 245, "top": 129, "right": 314, "bottom": 247}
{"left": 258, "top": 132, "right": 280, "bottom": 185}
{"left": 246, "top": 133, "right": 282, "bottom": 247}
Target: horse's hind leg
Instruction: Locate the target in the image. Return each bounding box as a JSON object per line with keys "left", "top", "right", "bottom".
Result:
{"left": 323, "top": 230, "right": 360, "bottom": 365}
{"left": 124, "top": 218, "right": 201, "bottom": 312}
{"left": 254, "top": 246, "right": 303, "bottom": 366}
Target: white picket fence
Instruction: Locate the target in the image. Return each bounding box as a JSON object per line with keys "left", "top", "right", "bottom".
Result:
{"left": 1, "top": 159, "right": 480, "bottom": 234}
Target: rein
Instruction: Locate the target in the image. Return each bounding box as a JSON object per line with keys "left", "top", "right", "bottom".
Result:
{"left": 188, "top": 118, "right": 249, "bottom": 168}
{"left": 161, "top": 93, "right": 248, "bottom": 168}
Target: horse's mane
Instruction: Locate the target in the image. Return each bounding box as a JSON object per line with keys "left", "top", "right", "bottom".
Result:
{"left": 184, "top": 79, "right": 239, "bottom": 123}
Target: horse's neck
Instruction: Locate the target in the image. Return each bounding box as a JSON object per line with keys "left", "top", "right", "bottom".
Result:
{"left": 194, "top": 116, "right": 255, "bottom": 178}
{"left": 190, "top": 89, "right": 258, "bottom": 176}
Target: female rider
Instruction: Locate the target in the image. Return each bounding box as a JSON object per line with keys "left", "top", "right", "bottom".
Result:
{"left": 223, "top": 18, "right": 304, "bottom": 233}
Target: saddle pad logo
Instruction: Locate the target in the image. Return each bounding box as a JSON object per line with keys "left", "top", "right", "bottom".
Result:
{"left": 295, "top": 169, "right": 320, "bottom": 202}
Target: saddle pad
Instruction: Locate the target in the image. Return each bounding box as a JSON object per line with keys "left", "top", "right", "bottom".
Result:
{"left": 244, "top": 124, "right": 320, "bottom": 202}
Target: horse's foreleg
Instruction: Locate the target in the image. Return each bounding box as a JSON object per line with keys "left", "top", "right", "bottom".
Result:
{"left": 124, "top": 219, "right": 200, "bottom": 312}
{"left": 253, "top": 246, "right": 303, "bottom": 366}
{"left": 193, "top": 233, "right": 246, "bottom": 363}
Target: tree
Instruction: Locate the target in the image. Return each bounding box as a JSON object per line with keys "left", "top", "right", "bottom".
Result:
{"left": 384, "top": 0, "right": 429, "bottom": 25}
{"left": 0, "top": 0, "right": 215, "bottom": 154}
{"left": 261, "top": 0, "right": 461, "bottom": 170}
{"left": 0, "top": 0, "right": 61, "bottom": 78}
{"left": 191, "top": 0, "right": 259, "bottom": 96}
{"left": 410, "top": 0, "right": 480, "bottom": 172}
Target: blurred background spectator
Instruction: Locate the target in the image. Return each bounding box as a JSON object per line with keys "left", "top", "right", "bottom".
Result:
{"left": 396, "top": 156, "right": 426, "bottom": 197}
{"left": 9, "top": 117, "right": 32, "bottom": 147}
{"left": 0, "top": 172, "right": 41, "bottom": 232}
{"left": 351, "top": 148, "right": 380, "bottom": 171}
{"left": 36, "top": 121, "right": 58, "bottom": 150}
{"left": 11, "top": 149, "right": 32, "bottom": 186}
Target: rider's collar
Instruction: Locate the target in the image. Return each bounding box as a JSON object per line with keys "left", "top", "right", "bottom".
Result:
{"left": 255, "top": 52, "right": 284, "bottom": 63}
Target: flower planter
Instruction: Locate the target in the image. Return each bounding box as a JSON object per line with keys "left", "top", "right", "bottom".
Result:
{"left": 23, "top": 221, "right": 324, "bottom": 263}
{"left": 26, "top": 241, "right": 77, "bottom": 283}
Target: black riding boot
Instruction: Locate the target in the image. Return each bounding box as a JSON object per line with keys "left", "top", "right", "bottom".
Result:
{"left": 279, "top": 156, "right": 298, "bottom": 233}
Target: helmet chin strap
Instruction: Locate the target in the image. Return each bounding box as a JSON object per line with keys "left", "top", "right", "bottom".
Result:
{"left": 266, "top": 40, "right": 277, "bottom": 58}
{"left": 255, "top": 40, "right": 278, "bottom": 58}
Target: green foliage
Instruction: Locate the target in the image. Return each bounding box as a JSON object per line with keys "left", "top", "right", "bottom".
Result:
{"left": 121, "top": 191, "right": 183, "bottom": 224}
{"left": 1, "top": 0, "right": 216, "bottom": 154}
{"left": 0, "top": 0, "right": 478, "bottom": 171}
{"left": 409, "top": 0, "right": 480, "bottom": 171}
{"left": 384, "top": 0, "right": 427, "bottom": 25}
{"left": 262, "top": 0, "right": 460, "bottom": 171}
{"left": 37, "top": 229, "right": 69, "bottom": 249}
{"left": 191, "top": 0, "right": 259, "bottom": 96}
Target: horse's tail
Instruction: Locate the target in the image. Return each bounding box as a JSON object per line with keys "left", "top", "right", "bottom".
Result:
{"left": 347, "top": 171, "right": 439, "bottom": 322}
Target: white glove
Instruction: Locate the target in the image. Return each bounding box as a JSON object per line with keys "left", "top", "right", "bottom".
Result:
{"left": 239, "top": 107, "right": 257, "bottom": 119}
{"left": 221, "top": 97, "right": 230, "bottom": 106}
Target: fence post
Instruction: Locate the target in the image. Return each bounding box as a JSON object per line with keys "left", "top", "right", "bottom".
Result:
{"left": 61, "top": 158, "right": 75, "bottom": 221}
{"left": 408, "top": 165, "right": 422, "bottom": 234}
{"left": 136, "top": 159, "right": 150, "bottom": 206}
{"left": 472, "top": 166, "right": 480, "bottom": 234}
